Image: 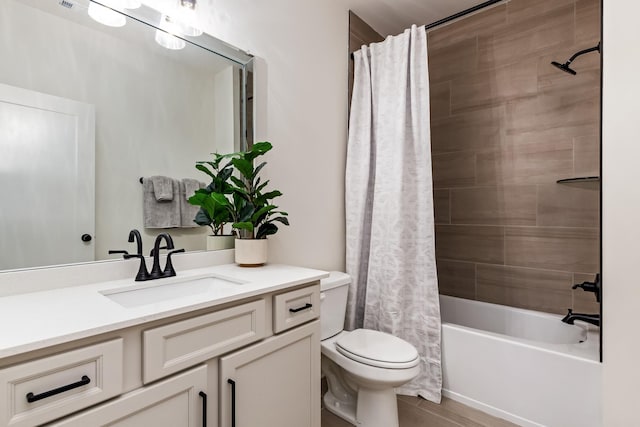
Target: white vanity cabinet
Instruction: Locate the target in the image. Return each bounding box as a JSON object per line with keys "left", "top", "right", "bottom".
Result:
{"left": 0, "top": 278, "right": 321, "bottom": 427}
{"left": 48, "top": 365, "right": 209, "bottom": 427}
{"left": 219, "top": 321, "right": 320, "bottom": 427}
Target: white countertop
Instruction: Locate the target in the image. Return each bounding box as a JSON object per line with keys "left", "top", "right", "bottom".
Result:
{"left": 0, "top": 264, "right": 329, "bottom": 359}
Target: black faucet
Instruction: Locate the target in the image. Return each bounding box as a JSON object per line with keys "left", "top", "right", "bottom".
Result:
{"left": 113, "top": 229, "right": 151, "bottom": 281}
{"left": 109, "top": 230, "right": 184, "bottom": 281}
{"left": 561, "top": 309, "right": 600, "bottom": 327}
{"left": 149, "top": 233, "right": 185, "bottom": 279}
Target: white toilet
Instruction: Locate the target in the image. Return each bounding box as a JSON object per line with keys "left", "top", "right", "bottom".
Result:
{"left": 320, "top": 272, "right": 420, "bottom": 427}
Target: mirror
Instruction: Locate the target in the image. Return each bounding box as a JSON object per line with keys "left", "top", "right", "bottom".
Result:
{"left": 0, "top": 0, "right": 253, "bottom": 271}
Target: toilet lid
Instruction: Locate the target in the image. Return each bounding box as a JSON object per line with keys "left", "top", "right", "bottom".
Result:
{"left": 335, "top": 329, "right": 419, "bottom": 369}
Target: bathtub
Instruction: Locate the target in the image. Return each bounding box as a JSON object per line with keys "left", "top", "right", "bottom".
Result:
{"left": 440, "top": 295, "right": 602, "bottom": 427}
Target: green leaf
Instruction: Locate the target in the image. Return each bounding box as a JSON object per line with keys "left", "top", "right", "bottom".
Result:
{"left": 251, "top": 204, "right": 276, "bottom": 223}
{"left": 270, "top": 216, "right": 289, "bottom": 226}
{"left": 194, "top": 208, "right": 212, "bottom": 226}
{"left": 195, "top": 164, "right": 215, "bottom": 179}
{"left": 245, "top": 142, "right": 272, "bottom": 162}
{"left": 252, "top": 162, "right": 267, "bottom": 179}
{"left": 256, "top": 180, "right": 270, "bottom": 193}
{"left": 233, "top": 222, "right": 254, "bottom": 232}
{"left": 256, "top": 223, "right": 278, "bottom": 239}
{"left": 232, "top": 158, "right": 253, "bottom": 179}
{"left": 230, "top": 176, "right": 247, "bottom": 190}
{"left": 261, "top": 190, "right": 282, "bottom": 200}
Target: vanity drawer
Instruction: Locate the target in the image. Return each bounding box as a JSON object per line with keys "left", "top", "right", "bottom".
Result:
{"left": 273, "top": 284, "right": 320, "bottom": 333}
{"left": 143, "top": 299, "right": 266, "bottom": 383}
{"left": 0, "top": 339, "right": 124, "bottom": 427}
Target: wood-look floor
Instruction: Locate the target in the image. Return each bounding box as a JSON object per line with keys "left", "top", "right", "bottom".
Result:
{"left": 321, "top": 395, "right": 519, "bottom": 427}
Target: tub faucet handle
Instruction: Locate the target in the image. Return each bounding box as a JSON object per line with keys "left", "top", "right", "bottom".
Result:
{"left": 571, "top": 273, "right": 600, "bottom": 303}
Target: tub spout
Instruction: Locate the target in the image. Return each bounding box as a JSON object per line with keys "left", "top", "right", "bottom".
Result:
{"left": 561, "top": 309, "right": 600, "bottom": 327}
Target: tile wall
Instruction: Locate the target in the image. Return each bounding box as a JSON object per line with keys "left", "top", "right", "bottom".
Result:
{"left": 428, "top": 0, "right": 601, "bottom": 314}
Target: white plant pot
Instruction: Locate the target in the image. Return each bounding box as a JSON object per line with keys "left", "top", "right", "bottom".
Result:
{"left": 234, "top": 238, "right": 267, "bottom": 266}
{"left": 206, "top": 235, "right": 236, "bottom": 251}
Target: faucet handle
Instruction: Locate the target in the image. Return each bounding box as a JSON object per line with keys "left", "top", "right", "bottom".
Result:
{"left": 163, "top": 249, "right": 185, "bottom": 278}
{"left": 123, "top": 254, "right": 151, "bottom": 281}
{"left": 108, "top": 250, "right": 129, "bottom": 256}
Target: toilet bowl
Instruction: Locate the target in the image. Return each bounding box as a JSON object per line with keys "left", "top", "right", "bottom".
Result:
{"left": 320, "top": 272, "right": 421, "bottom": 427}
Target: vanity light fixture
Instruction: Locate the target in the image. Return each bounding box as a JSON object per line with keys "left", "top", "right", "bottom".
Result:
{"left": 173, "top": 0, "right": 203, "bottom": 37}
{"left": 87, "top": 0, "right": 140, "bottom": 28}
{"left": 88, "top": 2, "right": 126, "bottom": 27}
{"left": 155, "top": 15, "right": 186, "bottom": 50}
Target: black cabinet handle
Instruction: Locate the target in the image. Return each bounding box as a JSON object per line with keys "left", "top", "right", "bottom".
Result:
{"left": 26, "top": 375, "right": 90, "bottom": 403}
{"left": 199, "top": 391, "right": 207, "bottom": 427}
{"left": 228, "top": 379, "right": 236, "bottom": 427}
{"left": 289, "top": 303, "right": 313, "bottom": 313}
{"left": 81, "top": 234, "right": 92, "bottom": 242}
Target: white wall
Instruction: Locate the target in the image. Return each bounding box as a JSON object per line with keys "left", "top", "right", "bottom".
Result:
{"left": 195, "top": 0, "right": 350, "bottom": 271}
{"left": 602, "top": 0, "right": 640, "bottom": 425}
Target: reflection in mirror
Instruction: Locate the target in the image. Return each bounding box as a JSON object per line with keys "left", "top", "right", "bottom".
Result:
{"left": 0, "top": 0, "right": 253, "bottom": 271}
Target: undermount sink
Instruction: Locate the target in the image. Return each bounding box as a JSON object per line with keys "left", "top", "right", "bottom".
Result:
{"left": 100, "top": 275, "right": 246, "bottom": 308}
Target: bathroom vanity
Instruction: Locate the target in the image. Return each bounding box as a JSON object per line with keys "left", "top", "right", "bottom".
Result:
{"left": 0, "top": 261, "right": 326, "bottom": 427}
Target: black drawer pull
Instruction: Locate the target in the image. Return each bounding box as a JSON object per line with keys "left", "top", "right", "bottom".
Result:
{"left": 26, "top": 375, "right": 91, "bottom": 403}
{"left": 199, "top": 391, "right": 207, "bottom": 427}
{"left": 228, "top": 379, "right": 236, "bottom": 427}
{"left": 289, "top": 303, "right": 313, "bottom": 313}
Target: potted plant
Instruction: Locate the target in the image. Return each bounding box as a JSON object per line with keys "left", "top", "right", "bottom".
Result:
{"left": 188, "top": 152, "right": 237, "bottom": 251}
{"left": 227, "top": 141, "right": 289, "bottom": 266}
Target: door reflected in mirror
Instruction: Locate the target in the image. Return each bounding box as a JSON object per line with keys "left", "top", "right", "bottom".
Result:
{"left": 0, "top": 0, "right": 253, "bottom": 271}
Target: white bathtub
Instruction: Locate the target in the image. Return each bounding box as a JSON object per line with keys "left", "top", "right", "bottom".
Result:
{"left": 440, "top": 295, "right": 602, "bottom": 427}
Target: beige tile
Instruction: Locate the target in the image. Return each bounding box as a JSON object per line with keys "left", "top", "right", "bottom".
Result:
{"left": 431, "top": 105, "right": 505, "bottom": 154}
{"left": 397, "top": 399, "right": 463, "bottom": 427}
{"left": 437, "top": 259, "right": 476, "bottom": 299}
{"left": 450, "top": 60, "right": 538, "bottom": 113}
{"left": 419, "top": 396, "right": 519, "bottom": 427}
{"left": 434, "top": 189, "right": 450, "bottom": 224}
{"left": 476, "top": 139, "right": 573, "bottom": 186}
{"left": 450, "top": 186, "right": 537, "bottom": 226}
{"left": 321, "top": 409, "right": 353, "bottom": 427}
{"left": 479, "top": 4, "right": 575, "bottom": 69}
{"left": 574, "top": 134, "right": 600, "bottom": 176}
{"left": 504, "top": 88, "right": 600, "bottom": 136}
{"left": 428, "top": 37, "right": 478, "bottom": 83}
{"left": 505, "top": 226, "right": 599, "bottom": 272}
{"left": 436, "top": 225, "right": 504, "bottom": 264}
{"left": 575, "top": 0, "right": 601, "bottom": 45}
{"left": 476, "top": 264, "right": 573, "bottom": 314}
{"left": 538, "top": 183, "right": 600, "bottom": 227}
{"left": 430, "top": 81, "right": 451, "bottom": 121}
{"left": 432, "top": 152, "right": 475, "bottom": 188}
{"left": 573, "top": 272, "right": 601, "bottom": 313}
{"left": 506, "top": 0, "right": 576, "bottom": 24}
{"left": 427, "top": 5, "right": 507, "bottom": 51}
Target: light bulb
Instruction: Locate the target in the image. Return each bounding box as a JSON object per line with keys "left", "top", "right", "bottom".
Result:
{"left": 173, "top": 0, "right": 202, "bottom": 37}
{"left": 155, "top": 30, "right": 186, "bottom": 50}
{"left": 88, "top": 2, "right": 126, "bottom": 27}
{"left": 155, "top": 16, "right": 186, "bottom": 50}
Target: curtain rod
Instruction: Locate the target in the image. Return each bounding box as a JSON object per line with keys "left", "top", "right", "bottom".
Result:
{"left": 350, "top": 0, "right": 505, "bottom": 59}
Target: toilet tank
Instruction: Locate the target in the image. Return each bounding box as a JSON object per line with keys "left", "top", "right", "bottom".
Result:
{"left": 320, "top": 272, "right": 351, "bottom": 340}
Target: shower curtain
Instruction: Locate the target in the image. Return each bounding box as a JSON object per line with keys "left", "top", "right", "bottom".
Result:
{"left": 345, "top": 25, "right": 442, "bottom": 403}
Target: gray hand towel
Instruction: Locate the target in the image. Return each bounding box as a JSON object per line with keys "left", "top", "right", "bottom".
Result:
{"left": 150, "top": 176, "right": 174, "bottom": 201}
{"left": 180, "top": 179, "right": 206, "bottom": 228}
{"left": 143, "top": 178, "right": 181, "bottom": 228}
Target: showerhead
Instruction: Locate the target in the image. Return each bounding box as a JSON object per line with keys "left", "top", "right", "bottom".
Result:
{"left": 551, "top": 42, "right": 600, "bottom": 76}
{"left": 551, "top": 61, "right": 577, "bottom": 75}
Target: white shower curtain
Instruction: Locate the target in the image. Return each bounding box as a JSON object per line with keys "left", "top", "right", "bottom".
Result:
{"left": 345, "top": 25, "right": 442, "bottom": 403}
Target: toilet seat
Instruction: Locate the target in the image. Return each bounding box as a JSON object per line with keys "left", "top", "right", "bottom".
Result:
{"left": 335, "top": 329, "right": 419, "bottom": 369}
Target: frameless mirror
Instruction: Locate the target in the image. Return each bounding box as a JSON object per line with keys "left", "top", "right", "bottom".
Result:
{"left": 0, "top": 0, "right": 253, "bottom": 271}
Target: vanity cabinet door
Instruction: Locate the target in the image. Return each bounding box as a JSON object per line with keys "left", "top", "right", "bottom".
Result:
{"left": 219, "top": 320, "right": 320, "bottom": 427}
{"left": 49, "top": 365, "right": 208, "bottom": 427}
